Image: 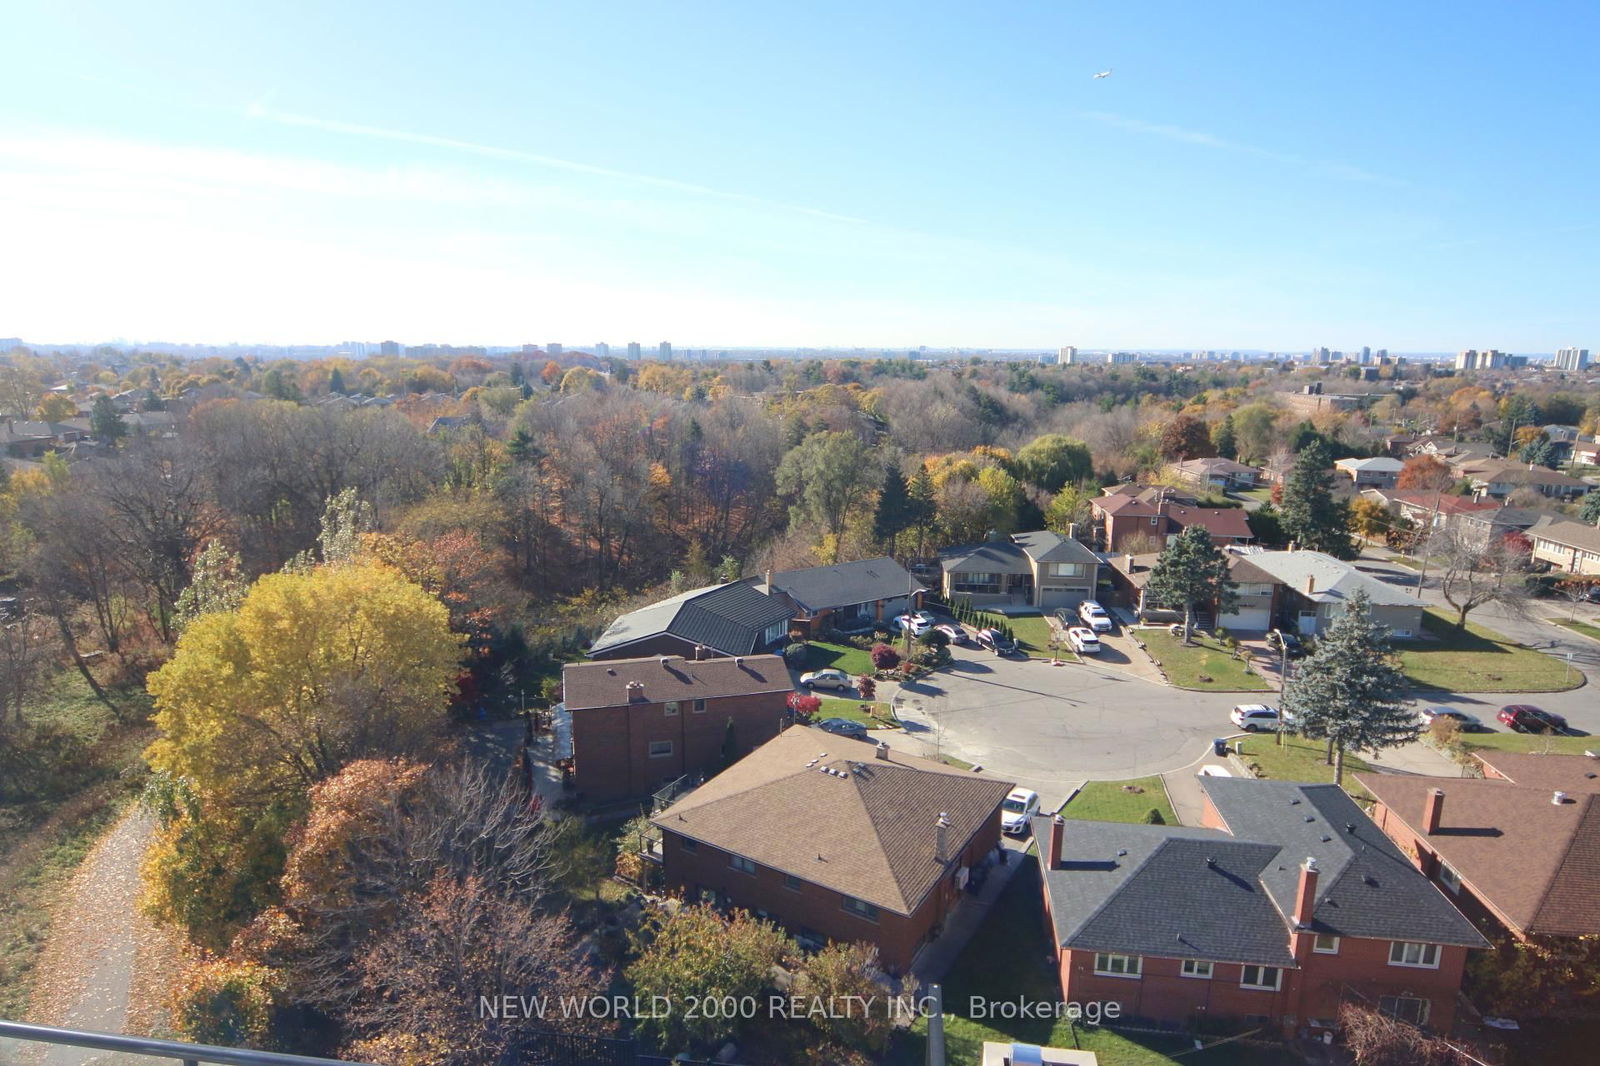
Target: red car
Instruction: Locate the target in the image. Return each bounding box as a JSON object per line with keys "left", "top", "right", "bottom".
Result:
{"left": 1498, "top": 705, "right": 1568, "bottom": 734}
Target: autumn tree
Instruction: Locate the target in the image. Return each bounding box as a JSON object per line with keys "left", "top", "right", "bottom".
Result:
{"left": 1159, "top": 414, "right": 1215, "bottom": 462}
{"left": 790, "top": 943, "right": 902, "bottom": 1057}
{"left": 1424, "top": 525, "right": 1533, "bottom": 630}
{"left": 1397, "top": 454, "right": 1455, "bottom": 493}
{"left": 0, "top": 608, "right": 54, "bottom": 727}
{"left": 146, "top": 562, "right": 461, "bottom": 805}
{"left": 1014, "top": 433, "right": 1093, "bottom": 492}
{"left": 626, "top": 903, "right": 793, "bottom": 1052}
{"left": 34, "top": 392, "right": 76, "bottom": 421}
{"left": 1349, "top": 497, "right": 1392, "bottom": 542}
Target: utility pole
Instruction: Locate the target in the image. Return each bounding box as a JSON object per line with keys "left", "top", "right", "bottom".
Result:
{"left": 1276, "top": 640, "right": 1290, "bottom": 747}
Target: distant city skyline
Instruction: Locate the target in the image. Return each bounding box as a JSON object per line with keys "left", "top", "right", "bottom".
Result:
{"left": 2, "top": 3, "right": 1597, "bottom": 348}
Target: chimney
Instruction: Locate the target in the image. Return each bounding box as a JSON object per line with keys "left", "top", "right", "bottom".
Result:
{"left": 1047, "top": 814, "right": 1065, "bottom": 869}
{"left": 935, "top": 812, "right": 951, "bottom": 863}
{"left": 625, "top": 680, "right": 645, "bottom": 701}
{"left": 875, "top": 739, "right": 890, "bottom": 760}
{"left": 764, "top": 568, "right": 774, "bottom": 590}
{"left": 1423, "top": 787, "right": 1444, "bottom": 833}
{"left": 1293, "top": 857, "right": 1319, "bottom": 928}
{"left": 1067, "top": 522, "right": 1078, "bottom": 540}
{"left": 1306, "top": 575, "right": 1316, "bottom": 595}
{"left": 693, "top": 644, "right": 707, "bottom": 661}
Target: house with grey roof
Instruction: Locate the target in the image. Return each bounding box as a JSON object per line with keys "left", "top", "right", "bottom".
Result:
{"left": 588, "top": 582, "right": 796, "bottom": 661}
{"left": 1334, "top": 456, "right": 1404, "bottom": 488}
{"left": 760, "top": 556, "right": 923, "bottom": 636}
{"left": 1239, "top": 549, "right": 1424, "bottom": 638}
{"left": 1032, "top": 778, "right": 1486, "bottom": 1037}
{"left": 1526, "top": 515, "right": 1600, "bottom": 576}
{"left": 939, "top": 530, "right": 1100, "bottom": 611}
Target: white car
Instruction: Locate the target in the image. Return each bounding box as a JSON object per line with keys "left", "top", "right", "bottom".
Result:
{"left": 1078, "top": 600, "right": 1113, "bottom": 633}
{"left": 934, "top": 623, "right": 971, "bottom": 646}
{"left": 1001, "top": 788, "right": 1041, "bottom": 835}
{"left": 1066, "top": 626, "right": 1101, "bottom": 655}
{"left": 1230, "top": 703, "right": 1287, "bottom": 732}
{"left": 895, "top": 611, "right": 933, "bottom": 636}
{"left": 1198, "top": 764, "right": 1233, "bottom": 777}
{"left": 799, "top": 668, "right": 854, "bottom": 692}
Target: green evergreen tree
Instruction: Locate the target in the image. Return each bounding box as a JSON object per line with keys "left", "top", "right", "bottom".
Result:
{"left": 1579, "top": 492, "right": 1600, "bottom": 525}
{"left": 1212, "top": 415, "right": 1238, "bottom": 461}
{"left": 327, "top": 367, "right": 347, "bottom": 395}
{"left": 872, "top": 461, "right": 916, "bottom": 558}
{"left": 1281, "top": 589, "right": 1415, "bottom": 786}
{"left": 1281, "top": 440, "right": 1355, "bottom": 558}
{"left": 904, "top": 466, "right": 937, "bottom": 557}
{"left": 1144, "top": 526, "right": 1238, "bottom": 644}
{"left": 90, "top": 394, "right": 127, "bottom": 442}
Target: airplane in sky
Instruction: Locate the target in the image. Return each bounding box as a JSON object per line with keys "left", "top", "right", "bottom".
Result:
{"left": 1093, "top": 68, "right": 1113, "bottom": 79}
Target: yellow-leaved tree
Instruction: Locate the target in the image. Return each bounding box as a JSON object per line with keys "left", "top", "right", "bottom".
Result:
{"left": 143, "top": 562, "right": 460, "bottom": 949}
{"left": 147, "top": 562, "right": 462, "bottom": 803}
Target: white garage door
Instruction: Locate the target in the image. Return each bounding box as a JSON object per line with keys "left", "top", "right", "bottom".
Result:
{"left": 1223, "top": 607, "right": 1271, "bottom": 632}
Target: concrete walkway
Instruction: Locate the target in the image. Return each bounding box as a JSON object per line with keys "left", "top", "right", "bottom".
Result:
{"left": 1363, "top": 738, "right": 1469, "bottom": 778}
{"left": 909, "top": 836, "right": 1031, "bottom": 985}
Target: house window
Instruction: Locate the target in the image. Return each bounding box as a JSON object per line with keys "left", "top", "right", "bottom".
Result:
{"left": 680, "top": 837, "right": 698, "bottom": 853}
{"left": 1439, "top": 864, "right": 1461, "bottom": 894}
{"left": 664, "top": 701, "right": 680, "bottom": 717}
{"left": 1313, "top": 935, "right": 1340, "bottom": 955}
{"left": 1051, "top": 562, "right": 1084, "bottom": 577}
{"left": 1240, "top": 965, "right": 1282, "bottom": 991}
{"left": 648, "top": 740, "right": 674, "bottom": 758}
{"left": 1093, "top": 954, "right": 1142, "bottom": 979}
{"left": 1180, "top": 959, "right": 1213, "bottom": 979}
{"left": 951, "top": 572, "right": 1001, "bottom": 594}
{"left": 692, "top": 698, "right": 707, "bottom": 713}
{"left": 783, "top": 874, "right": 802, "bottom": 892}
{"left": 730, "top": 855, "right": 757, "bottom": 875}
{"left": 1379, "top": 996, "right": 1431, "bottom": 1026}
{"left": 842, "top": 896, "right": 879, "bottom": 922}
{"left": 1389, "top": 942, "right": 1441, "bottom": 969}
{"left": 762, "top": 620, "right": 789, "bottom": 646}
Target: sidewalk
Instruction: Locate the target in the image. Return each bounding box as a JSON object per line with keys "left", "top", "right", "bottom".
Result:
{"left": 1364, "top": 738, "right": 1468, "bottom": 778}
{"left": 909, "top": 836, "right": 1031, "bottom": 985}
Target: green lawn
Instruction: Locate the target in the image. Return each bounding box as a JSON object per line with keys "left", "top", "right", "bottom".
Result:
{"left": 1006, "top": 612, "right": 1060, "bottom": 658}
{"left": 1138, "top": 629, "right": 1272, "bottom": 691}
{"left": 1233, "top": 734, "right": 1373, "bottom": 801}
{"left": 1459, "top": 733, "right": 1597, "bottom": 756}
{"left": 886, "top": 855, "right": 1296, "bottom": 1065}
{"left": 1557, "top": 619, "right": 1600, "bottom": 643}
{"left": 1389, "top": 555, "right": 1424, "bottom": 570}
{"left": 814, "top": 697, "right": 898, "bottom": 728}
{"left": 1059, "top": 777, "right": 1177, "bottom": 825}
{"left": 1398, "top": 609, "right": 1580, "bottom": 693}
{"left": 803, "top": 640, "right": 876, "bottom": 676}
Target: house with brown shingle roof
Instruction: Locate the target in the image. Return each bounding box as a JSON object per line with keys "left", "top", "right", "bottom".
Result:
{"left": 1357, "top": 753, "right": 1600, "bottom": 941}
{"left": 561, "top": 653, "right": 793, "bottom": 801}
{"left": 650, "top": 725, "right": 1014, "bottom": 973}
{"left": 1089, "top": 492, "right": 1255, "bottom": 553}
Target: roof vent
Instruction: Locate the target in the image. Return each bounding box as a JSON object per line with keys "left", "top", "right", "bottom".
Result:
{"left": 1206, "top": 857, "right": 1216, "bottom": 868}
{"left": 1553, "top": 790, "right": 1570, "bottom": 805}
{"left": 1346, "top": 822, "right": 1356, "bottom": 833}
{"left": 734, "top": 656, "right": 744, "bottom": 665}
{"left": 1305, "top": 815, "right": 1315, "bottom": 822}
{"left": 1117, "top": 849, "right": 1128, "bottom": 857}
{"left": 659, "top": 656, "right": 671, "bottom": 667}
{"left": 1321, "top": 835, "right": 1332, "bottom": 843}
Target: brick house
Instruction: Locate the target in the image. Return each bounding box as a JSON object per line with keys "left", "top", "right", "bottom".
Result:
{"left": 651, "top": 726, "right": 1013, "bottom": 973}
{"left": 1089, "top": 492, "right": 1255, "bottom": 554}
{"left": 1357, "top": 489, "right": 1499, "bottom": 534}
{"left": 1108, "top": 550, "right": 1282, "bottom": 632}
{"left": 1172, "top": 457, "right": 1263, "bottom": 492}
{"left": 1358, "top": 753, "right": 1600, "bottom": 941}
{"left": 561, "top": 653, "right": 793, "bottom": 801}
{"left": 587, "top": 582, "right": 796, "bottom": 661}
{"left": 1032, "top": 779, "right": 1486, "bottom": 1036}
{"left": 1525, "top": 515, "right": 1600, "bottom": 577}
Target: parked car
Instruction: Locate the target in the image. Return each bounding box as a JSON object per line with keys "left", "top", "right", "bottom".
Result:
{"left": 1078, "top": 600, "right": 1114, "bottom": 633}
{"left": 975, "top": 627, "right": 1022, "bottom": 656}
{"left": 816, "top": 717, "right": 869, "bottom": 740}
{"left": 1498, "top": 705, "right": 1568, "bottom": 734}
{"left": 1230, "top": 703, "right": 1288, "bottom": 732}
{"left": 1198, "top": 764, "right": 1233, "bottom": 777}
{"left": 1000, "top": 788, "right": 1041, "bottom": 835}
{"left": 1066, "top": 626, "right": 1101, "bottom": 655}
{"left": 894, "top": 611, "right": 934, "bottom": 636}
{"left": 799, "top": 668, "right": 854, "bottom": 692}
{"left": 1266, "top": 628, "right": 1305, "bottom": 659}
{"left": 935, "top": 623, "right": 971, "bottom": 646}
{"left": 1418, "top": 706, "right": 1484, "bottom": 732}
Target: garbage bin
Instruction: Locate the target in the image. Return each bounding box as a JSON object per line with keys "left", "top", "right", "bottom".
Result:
{"left": 1212, "top": 737, "right": 1229, "bottom": 758}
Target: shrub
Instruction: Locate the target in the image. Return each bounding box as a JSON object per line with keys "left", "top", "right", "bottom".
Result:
{"left": 869, "top": 643, "right": 901, "bottom": 670}
{"left": 847, "top": 634, "right": 876, "bottom": 650}
{"left": 918, "top": 627, "right": 949, "bottom": 648}
{"left": 1142, "top": 808, "right": 1165, "bottom": 825}
{"left": 788, "top": 691, "right": 821, "bottom": 722}
{"left": 783, "top": 642, "right": 808, "bottom": 665}
{"left": 856, "top": 676, "right": 877, "bottom": 700}
{"left": 171, "top": 956, "right": 283, "bottom": 1048}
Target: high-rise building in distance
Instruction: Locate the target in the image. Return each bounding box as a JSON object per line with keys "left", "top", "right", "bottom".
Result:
{"left": 659, "top": 341, "right": 673, "bottom": 360}
{"left": 1455, "top": 349, "right": 1507, "bottom": 371}
{"left": 627, "top": 342, "right": 642, "bottom": 359}
{"left": 379, "top": 340, "right": 400, "bottom": 356}
{"left": 1057, "top": 346, "right": 1077, "bottom": 365}
{"left": 594, "top": 342, "right": 610, "bottom": 358}
{"left": 1555, "top": 346, "right": 1590, "bottom": 371}
{"left": 547, "top": 343, "right": 562, "bottom": 357}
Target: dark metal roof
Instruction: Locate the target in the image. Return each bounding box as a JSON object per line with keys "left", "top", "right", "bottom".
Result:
{"left": 766, "top": 557, "right": 922, "bottom": 613}
{"left": 939, "top": 541, "right": 1032, "bottom": 575}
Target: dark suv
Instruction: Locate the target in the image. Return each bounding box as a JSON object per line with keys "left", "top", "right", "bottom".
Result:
{"left": 1266, "top": 629, "right": 1305, "bottom": 659}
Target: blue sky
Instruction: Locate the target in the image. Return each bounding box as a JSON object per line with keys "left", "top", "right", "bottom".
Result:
{"left": 2, "top": 1, "right": 1596, "bottom": 350}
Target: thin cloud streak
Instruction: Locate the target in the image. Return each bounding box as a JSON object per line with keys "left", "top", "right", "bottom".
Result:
{"left": 247, "top": 102, "right": 871, "bottom": 225}
{"left": 1078, "top": 110, "right": 1408, "bottom": 187}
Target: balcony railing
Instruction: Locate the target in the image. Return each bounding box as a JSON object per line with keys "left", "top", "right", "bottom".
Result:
{"left": 0, "top": 1020, "right": 374, "bottom": 1066}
